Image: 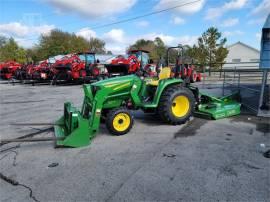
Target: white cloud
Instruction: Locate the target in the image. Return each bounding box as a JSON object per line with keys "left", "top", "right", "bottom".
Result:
{"left": 89, "top": 28, "right": 198, "bottom": 54}
{"left": 223, "top": 0, "right": 247, "bottom": 10}
{"left": 247, "top": 17, "right": 265, "bottom": 25}
{"left": 75, "top": 28, "right": 126, "bottom": 53}
{"left": 247, "top": 0, "right": 269, "bottom": 26}
{"left": 223, "top": 30, "right": 244, "bottom": 37}
{"left": 0, "top": 22, "right": 28, "bottom": 37}
{"left": 102, "top": 29, "right": 125, "bottom": 44}
{"left": 255, "top": 32, "right": 261, "bottom": 41}
{"left": 136, "top": 21, "right": 149, "bottom": 27}
{"left": 251, "top": 0, "right": 270, "bottom": 17}
{"left": 205, "top": 0, "right": 247, "bottom": 20}
{"left": 171, "top": 17, "right": 185, "bottom": 25}
{"left": 76, "top": 28, "right": 126, "bottom": 53}
{"left": 13, "top": 37, "right": 36, "bottom": 48}
{"left": 221, "top": 18, "right": 239, "bottom": 27}
{"left": 133, "top": 33, "right": 198, "bottom": 47}
{"left": 44, "top": 0, "right": 137, "bottom": 18}
{"left": 0, "top": 22, "right": 54, "bottom": 37}
{"left": 105, "top": 45, "right": 127, "bottom": 55}
{"left": 155, "top": 0, "right": 205, "bottom": 14}
{"left": 76, "top": 27, "right": 96, "bottom": 39}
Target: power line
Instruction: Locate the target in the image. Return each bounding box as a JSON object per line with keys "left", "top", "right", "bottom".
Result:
{"left": 14, "top": 0, "right": 154, "bottom": 41}
{"left": 16, "top": 0, "right": 201, "bottom": 42}
{"left": 90, "top": 0, "right": 201, "bottom": 30}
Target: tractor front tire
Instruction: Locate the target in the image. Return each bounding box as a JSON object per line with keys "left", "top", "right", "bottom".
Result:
{"left": 158, "top": 87, "right": 195, "bottom": 125}
{"left": 106, "top": 107, "right": 134, "bottom": 135}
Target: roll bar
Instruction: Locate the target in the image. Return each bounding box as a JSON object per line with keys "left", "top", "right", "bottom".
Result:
{"left": 166, "top": 44, "right": 183, "bottom": 66}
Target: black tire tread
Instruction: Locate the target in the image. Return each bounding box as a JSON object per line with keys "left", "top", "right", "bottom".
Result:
{"left": 106, "top": 107, "right": 134, "bottom": 136}
{"left": 158, "top": 86, "right": 195, "bottom": 125}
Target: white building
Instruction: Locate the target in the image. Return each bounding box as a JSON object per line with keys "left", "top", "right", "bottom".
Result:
{"left": 224, "top": 41, "right": 260, "bottom": 69}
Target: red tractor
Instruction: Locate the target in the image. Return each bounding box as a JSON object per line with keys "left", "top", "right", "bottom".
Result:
{"left": 15, "top": 63, "right": 35, "bottom": 80}
{"left": 167, "top": 46, "right": 202, "bottom": 83}
{"left": 31, "top": 60, "right": 53, "bottom": 81}
{"left": 14, "top": 61, "right": 52, "bottom": 82}
{"left": 105, "top": 50, "right": 156, "bottom": 77}
{"left": 173, "top": 63, "right": 202, "bottom": 82}
{"left": 0, "top": 61, "right": 22, "bottom": 80}
{"left": 50, "top": 52, "right": 101, "bottom": 84}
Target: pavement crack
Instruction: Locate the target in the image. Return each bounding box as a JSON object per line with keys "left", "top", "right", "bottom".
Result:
{"left": 0, "top": 172, "right": 39, "bottom": 202}
{"left": 0, "top": 145, "right": 20, "bottom": 166}
{"left": 1, "top": 100, "right": 45, "bottom": 104}
{"left": 104, "top": 136, "right": 177, "bottom": 202}
{"left": 0, "top": 144, "right": 21, "bottom": 153}
{"left": 0, "top": 150, "right": 18, "bottom": 166}
{"left": 242, "top": 162, "right": 262, "bottom": 170}
{"left": 0, "top": 127, "right": 53, "bottom": 147}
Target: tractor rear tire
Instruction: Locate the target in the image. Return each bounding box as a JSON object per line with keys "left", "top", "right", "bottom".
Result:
{"left": 106, "top": 107, "right": 134, "bottom": 135}
{"left": 158, "top": 86, "right": 195, "bottom": 125}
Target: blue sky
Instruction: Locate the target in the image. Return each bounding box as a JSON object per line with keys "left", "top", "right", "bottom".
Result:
{"left": 0, "top": 0, "right": 269, "bottom": 54}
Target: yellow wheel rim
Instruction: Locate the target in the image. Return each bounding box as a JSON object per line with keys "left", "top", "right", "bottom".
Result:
{"left": 113, "top": 113, "right": 131, "bottom": 132}
{"left": 171, "top": 95, "right": 190, "bottom": 117}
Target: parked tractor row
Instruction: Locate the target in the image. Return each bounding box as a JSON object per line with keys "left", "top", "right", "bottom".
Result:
{"left": 0, "top": 48, "right": 203, "bottom": 85}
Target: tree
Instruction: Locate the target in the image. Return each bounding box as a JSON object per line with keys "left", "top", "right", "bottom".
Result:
{"left": 106, "top": 50, "right": 113, "bottom": 55}
{"left": 154, "top": 37, "right": 166, "bottom": 60}
{"left": 129, "top": 39, "right": 153, "bottom": 50}
{"left": 0, "top": 37, "right": 27, "bottom": 63}
{"left": 89, "top": 37, "right": 106, "bottom": 54}
{"left": 0, "top": 35, "right": 7, "bottom": 48}
{"left": 190, "top": 27, "right": 228, "bottom": 74}
{"left": 31, "top": 29, "right": 106, "bottom": 61}
{"left": 128, "top": 38, "right": 167, "bottom": 62}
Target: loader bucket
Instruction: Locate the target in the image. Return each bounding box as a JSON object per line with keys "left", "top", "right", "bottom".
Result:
{"left": 54, "top": 102, "right": 93, "bottom": 148}
{"left": 195, "top": 92, "right": 241, "bottom": 119}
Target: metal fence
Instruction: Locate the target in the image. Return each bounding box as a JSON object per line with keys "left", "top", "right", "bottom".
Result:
{"left": 223, "top": 69, "right": 267, "bottom": 113}
{"left": 195, "top": 62, "right": 268, "bottom": 116}
{"left": 218, "top": 63, "right": 269, "bottom": 116}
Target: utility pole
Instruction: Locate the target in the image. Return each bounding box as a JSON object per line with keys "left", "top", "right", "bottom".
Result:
{"left": 89, "top": 36, "right": 91, "bottom": 52}
{"left": 209, "top": 49, "right": 212, "bottom": 76}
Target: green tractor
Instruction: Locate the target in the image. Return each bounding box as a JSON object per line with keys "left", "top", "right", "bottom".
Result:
{"left": 55, "top": 68, "right": 196, "bottom": 147}
{"left": 54, "top": 46, "right": 241, "bottom": 148}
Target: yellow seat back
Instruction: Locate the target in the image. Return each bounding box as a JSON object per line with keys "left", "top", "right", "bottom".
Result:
{"left": 148, "top": 67, "right": 171, "bottom": 86}
{"left": 159, "top": 67, "right": 171, "bottom": 80}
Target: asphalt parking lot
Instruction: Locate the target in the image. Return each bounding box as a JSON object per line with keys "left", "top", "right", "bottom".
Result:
{"left": 0, "top": 81, "right": 269, "bottom": 202}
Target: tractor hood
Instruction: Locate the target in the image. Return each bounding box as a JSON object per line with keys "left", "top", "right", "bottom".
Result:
{"left": 91, "top": 75, "right": 140, "bottom": 90}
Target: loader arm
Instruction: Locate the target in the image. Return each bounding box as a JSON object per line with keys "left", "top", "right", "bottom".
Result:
{"left": 54, "top": 75, "right": 144, "bottom": 147}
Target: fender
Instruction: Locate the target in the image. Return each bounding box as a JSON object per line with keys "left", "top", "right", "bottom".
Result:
{"left": 143, "top": 78, "right": 183, "bottom": 108}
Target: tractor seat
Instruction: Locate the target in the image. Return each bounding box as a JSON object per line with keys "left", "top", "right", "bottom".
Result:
{"left": 148, "top": 67, "right": 171, "bottom": 86}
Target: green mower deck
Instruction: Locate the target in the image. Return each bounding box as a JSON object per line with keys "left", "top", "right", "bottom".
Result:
{"left": 195, "top": 92, "right": 241, "bottom": 119}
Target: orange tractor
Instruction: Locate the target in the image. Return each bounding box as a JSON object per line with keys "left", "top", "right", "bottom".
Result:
{"left": 50, "top": 52, "right": 102, "bottom": 84}
{"left": 167, "top": 46, "right": 202, "bottom": 83}
{"left": 0, "top": 61, "right": 22, "bottom": 80}
{"left": 106, "top": 48, "right": 202, "bottom": 82}
{"left": 105, "top": 50, "right": 157, "bottom": 77}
